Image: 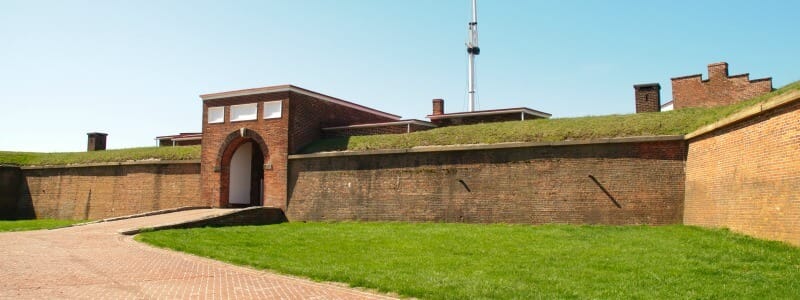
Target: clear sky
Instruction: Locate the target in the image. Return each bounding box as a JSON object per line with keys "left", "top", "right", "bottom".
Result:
{"left": 1, "top": 0, "right": 798, "bottom": 152}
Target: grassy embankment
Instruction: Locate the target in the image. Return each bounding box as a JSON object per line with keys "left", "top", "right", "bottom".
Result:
{"left": 302, "top": 80, "right": 800, "bottom": 153}
{"left": 0, "top": 219, "right": 84, "bottom": 232}
{"left": 0, "top": 145, "right": 200, "bottom": 167}
{"left": 138, "top": 222, "right": 800, "bottom": 299}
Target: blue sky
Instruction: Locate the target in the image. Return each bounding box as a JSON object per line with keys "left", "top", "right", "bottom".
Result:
{"left": 1, "top": 0, "right": 798, "bottom": 152}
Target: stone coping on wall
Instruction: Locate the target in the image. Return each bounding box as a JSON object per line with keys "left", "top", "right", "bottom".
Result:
{"left": 288, "top": 135, "right": 686, "bottom": 159}
{"left": 19, "top": 159, "right": 201, "bottom": 170}
{"left": 686, "top": 90, "right": 800, "bottom": 140}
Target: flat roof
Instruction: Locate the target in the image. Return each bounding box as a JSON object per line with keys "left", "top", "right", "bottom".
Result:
{"left": 427, "top": 107, "right": 551, "bottom": 119}
{"left": 633, "top": 83, "right": 661, "bottom": 89}
{"left": 200, "top": 84, "right": 401, "bottom": 120}
{"left": 156, "top": 133, "right": 202, "bottom": 141}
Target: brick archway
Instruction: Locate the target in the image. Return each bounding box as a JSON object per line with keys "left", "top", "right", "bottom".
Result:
{"left": 216, "top": 128, "right": 269, "bottom": 207}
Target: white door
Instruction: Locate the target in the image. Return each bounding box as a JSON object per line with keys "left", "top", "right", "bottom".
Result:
{"left": 229, "top": 142, "right": 253, "bottom": 205}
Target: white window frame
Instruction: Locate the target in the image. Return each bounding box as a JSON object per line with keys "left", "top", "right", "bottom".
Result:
{"left": 230, "top": 103, "right": 258, "bottom": 122}
{"left": 263, "top": 101, "right": 282, "bottom": 119}
{"left": 207, "top": 107, "right": 225, "bottom": 124}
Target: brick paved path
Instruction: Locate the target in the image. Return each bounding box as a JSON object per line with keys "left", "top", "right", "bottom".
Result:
{"left": 0, "top": 209, "right": 397, "bottom": 300}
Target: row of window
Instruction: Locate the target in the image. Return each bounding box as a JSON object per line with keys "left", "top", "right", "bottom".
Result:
{"left": 207, "top": 101, "right": 282, "bottom": 124}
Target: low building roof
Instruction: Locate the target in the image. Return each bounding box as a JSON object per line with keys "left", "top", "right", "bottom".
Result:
{"left": 322, "top": 119, "right": 436, "bottom": 131}
{"left": 155, "top": 132, "right": 202, "bottom": 141}
{"left": 427, "top": 107, "right": 551, "bottom": 120}
{"left": 199, "top": 84, "right": 401, "bottom": 120}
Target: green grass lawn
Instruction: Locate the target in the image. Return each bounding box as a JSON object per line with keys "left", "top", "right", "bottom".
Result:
{"left": 0, "top": 219, "right": 84, "bottom": 232}
{"left": 302, "top": 80, "right": 800, "bottom": 153}
{"left": 0, "top": 145, "right": 200, "bottom": 166}
{"left": 137, "top": 222, "right": 800, "bottom": 299}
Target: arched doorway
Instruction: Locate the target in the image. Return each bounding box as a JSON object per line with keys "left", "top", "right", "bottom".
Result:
{"left": 223, "top": 140, "right": 265, "bottom": 208}
{"left": 216, "top": 129, "right": 269, "bottom": 208}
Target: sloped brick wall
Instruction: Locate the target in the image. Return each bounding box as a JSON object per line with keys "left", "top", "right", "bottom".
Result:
{"left": 685, "top": 95, "right": 800, "bottom": 246}
{"left": 287, "top": 138, "right": 686, "bottom": 225}
{"left": 19, "top": 161, "right": 202, "bottom": 220}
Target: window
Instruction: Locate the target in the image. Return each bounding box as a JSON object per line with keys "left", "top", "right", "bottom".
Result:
{"left": 208, "top": 107, "right": 224, "bottom": 124}
{"left": 230, "top": 103, "right": 257, "bottom": 122}
{"left": 263, "top": 101, "right": 282, "bottom": 119}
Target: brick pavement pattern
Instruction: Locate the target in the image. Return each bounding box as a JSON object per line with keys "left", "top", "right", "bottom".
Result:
{"left": 0, "top": 209, "right": 397, "bottom": 300}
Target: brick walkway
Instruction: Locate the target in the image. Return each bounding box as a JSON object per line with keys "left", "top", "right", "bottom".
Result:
{"left": 0, "top": 209, "right": 398, "bottom": 300}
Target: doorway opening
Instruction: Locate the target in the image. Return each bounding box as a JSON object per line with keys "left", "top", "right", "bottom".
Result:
{"left": 226, "top": 141, "right": 264, "bottom": 207}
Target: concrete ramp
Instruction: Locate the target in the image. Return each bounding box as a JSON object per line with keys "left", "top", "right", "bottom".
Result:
{"left": 116, "top": 207, "right": 287, "bottom": 235}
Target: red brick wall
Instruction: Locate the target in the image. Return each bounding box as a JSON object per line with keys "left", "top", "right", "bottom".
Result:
{"left": 287, "top": 139, "right": 686, "bottom": 225}
{"left": 288, "top": 92, "right": 397, "bottom": 153}
{"left": 17, "top": 162, "right": 202, "bottom": 220}
{"left": 672, "top": 63, "right": 772, "bottom": 109}
{"left": 685, "top": 98, "right": 800, "bottom": 246}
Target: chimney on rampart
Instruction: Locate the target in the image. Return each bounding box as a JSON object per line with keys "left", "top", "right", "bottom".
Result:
{"left": 432, "top": 99, "right": 445, "bottom": 116}
{"left": 87, "top": 132, "right": 108, "bottom": 151}
{"left": 634, "top": 83, "right": 661, "bottom": 113}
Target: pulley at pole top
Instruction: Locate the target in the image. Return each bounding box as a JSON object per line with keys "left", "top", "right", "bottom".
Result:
{"left": 466, "top": 0, "right": 480, "bottom": 55}
{"left": 466, "top": 0, "right": 480, "bottom": 112}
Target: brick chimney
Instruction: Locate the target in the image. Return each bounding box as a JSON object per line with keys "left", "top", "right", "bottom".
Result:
{"left": 633, "top": 83, "right": 661, "bottom": 113}
{"left": 432, "top": 99, "right": 444, "bottom": 116}
{"left": 708, "top": 62, "right": 728, "bottom": 80}
{"left": 87, "top": 132, "right": 108, "bottom": 151}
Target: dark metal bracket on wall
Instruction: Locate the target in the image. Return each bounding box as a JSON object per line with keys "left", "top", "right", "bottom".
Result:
{"left": 457, "top": 179, "right": 471, "bottom": 192}
{"left": 588, "top": 175, "right": 622, "bottom": 208}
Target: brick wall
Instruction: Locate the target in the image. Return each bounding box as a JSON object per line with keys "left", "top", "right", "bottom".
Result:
{"left": 18, "top": 162, "right": 202, "bottom": 220}
{"left": 672, "top": 62, "right": 773, "bottom": 109}
{"left": 287, "top": 138, "right": 686, "bottom": 225}
{"left": 685, "top": 93, "right": 800, "bottom": 246}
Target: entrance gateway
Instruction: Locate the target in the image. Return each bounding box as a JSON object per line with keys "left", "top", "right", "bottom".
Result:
{"left": 198, "top": 85, "right": 404, "bottom": 210}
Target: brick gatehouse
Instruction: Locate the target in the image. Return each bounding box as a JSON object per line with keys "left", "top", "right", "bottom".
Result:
{"left": 199, "top": 85, "right": 401, "bottom": 209}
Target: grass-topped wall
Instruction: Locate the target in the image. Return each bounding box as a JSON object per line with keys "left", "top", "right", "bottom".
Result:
{"left": 0, "top": 145, "right": 200, "bottom": 167}
{"left": 302, "top": 81, "right": 800, "bottom": 153}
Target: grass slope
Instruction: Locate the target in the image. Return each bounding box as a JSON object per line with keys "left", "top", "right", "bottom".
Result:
{"left": 138, "top": 223, "right": 800, "bottom": 299}
{"left": 0, "top": 219, "right": 83, "bottom": 232}
{"left": 0, "top": 145, "right": 200, "bottom": 166}
{"left": 303, "top": 80, "right": 800, "bottom": 153}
